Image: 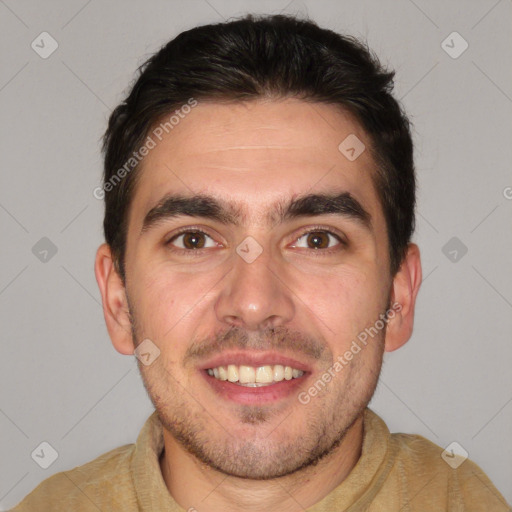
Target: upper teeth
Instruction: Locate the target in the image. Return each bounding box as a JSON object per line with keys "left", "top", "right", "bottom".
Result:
{"left": 207, "top": 364, "right": 304, "bottom": 385}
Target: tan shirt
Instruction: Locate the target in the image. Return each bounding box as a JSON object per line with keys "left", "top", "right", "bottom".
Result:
{"left": 11, "top": 408, "right": 510, "bottom": 511}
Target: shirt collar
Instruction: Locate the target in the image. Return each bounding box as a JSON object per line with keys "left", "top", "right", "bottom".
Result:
{"left": 131, "top": 410, "right": 179, "bottom": 511}
{"left": 131, "top": 407, "right": 393, "bottom": 511}
{"left": 309, "top": 407, "right": 394, "bottom": 511}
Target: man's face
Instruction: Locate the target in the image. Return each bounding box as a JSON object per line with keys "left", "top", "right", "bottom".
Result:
{"left": 123, "top": 98, "right": 393, "bottom": 479}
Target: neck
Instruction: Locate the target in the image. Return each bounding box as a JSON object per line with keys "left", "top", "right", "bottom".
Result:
{"left": 159, "top": 412, "right": 365, "bottom": 512}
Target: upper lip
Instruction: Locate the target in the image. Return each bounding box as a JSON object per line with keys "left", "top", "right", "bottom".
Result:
{"left": 198, "top": 351, "right": 313, "bottom": 373}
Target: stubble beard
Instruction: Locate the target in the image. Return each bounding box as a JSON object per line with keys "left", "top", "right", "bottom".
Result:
{"left": 127, "top": 293, "right": 386, "bottom": 480}
{"left": 134, "top": 337, "right": 384, "bottom": 480}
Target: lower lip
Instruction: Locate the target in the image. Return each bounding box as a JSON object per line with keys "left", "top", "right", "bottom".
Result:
{"left": 201, "top": 371, "right": 308, "bottom": 405}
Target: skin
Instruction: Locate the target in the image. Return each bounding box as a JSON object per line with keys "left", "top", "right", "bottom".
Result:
{"left": 95, "top": 98, "right": 422, "bottom": 512}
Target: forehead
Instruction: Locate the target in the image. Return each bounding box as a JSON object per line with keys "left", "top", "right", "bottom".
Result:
{"left": 129, "top": 98, "right": 381, "bottom": 227}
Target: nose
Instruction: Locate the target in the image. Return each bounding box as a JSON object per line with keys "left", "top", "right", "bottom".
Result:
{"left": 214, "top": 245, "right": 295, "bottom": 331}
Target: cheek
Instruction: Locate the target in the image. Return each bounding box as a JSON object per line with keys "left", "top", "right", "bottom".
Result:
{"left": 294, "top": 265, "right": 385, "bottom": 344}
{"left": 130, "top": 263, "right": 218, "bottom": 343}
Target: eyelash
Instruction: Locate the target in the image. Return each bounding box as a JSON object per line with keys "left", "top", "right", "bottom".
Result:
{"left": 164, "top": 225, "right": 346, "bottom": 256}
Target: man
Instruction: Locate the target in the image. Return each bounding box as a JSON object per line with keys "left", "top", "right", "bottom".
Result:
{"left": 12, "top": 13, "right": 510, "bottom": 512}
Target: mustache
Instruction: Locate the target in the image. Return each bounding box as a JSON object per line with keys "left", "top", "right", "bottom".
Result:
{"left": 184, "top": 325, "right": 330, "bottom": 364}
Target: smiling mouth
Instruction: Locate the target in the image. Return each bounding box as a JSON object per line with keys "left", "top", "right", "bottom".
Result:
{"left": 206, "top": 364, "right": 305, "bottom": 387}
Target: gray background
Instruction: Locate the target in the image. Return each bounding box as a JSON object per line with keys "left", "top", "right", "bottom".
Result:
{"left": 1, "top": 0, "right": 511, "bottom": 509}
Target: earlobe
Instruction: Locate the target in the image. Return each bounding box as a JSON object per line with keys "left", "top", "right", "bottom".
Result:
{"left": 94, "top": 243, "right": 134, "bottom": 355}
{"left": 384, "top": 243, "right": 422, "bottom": 353}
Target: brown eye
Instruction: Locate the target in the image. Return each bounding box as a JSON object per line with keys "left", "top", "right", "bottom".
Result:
{"left": 182, "top": 232, "right": 205, "bottom": 249}
{"left": 293, "top": 230, "right": 342, "bottom": 250}
{"left": 168, "top": 230, "right": 216, "bottom": 250}
{"left": 306, "top": 232, "right": 330, "bottom": 249}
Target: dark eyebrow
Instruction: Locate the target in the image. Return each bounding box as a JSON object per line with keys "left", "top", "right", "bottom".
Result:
{"left": 140, "top": 191, "right": 372, "bottom": 235}
{"left": 279, "top": 192, "right": 371, "bottom": 228}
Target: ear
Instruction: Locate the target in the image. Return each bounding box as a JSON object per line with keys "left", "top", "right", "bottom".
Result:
{"left": 94, "top": 243, "right": 134, "bottom": 355}
{"left": 384, "top": 243, "right": 422, "bottom": 352}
